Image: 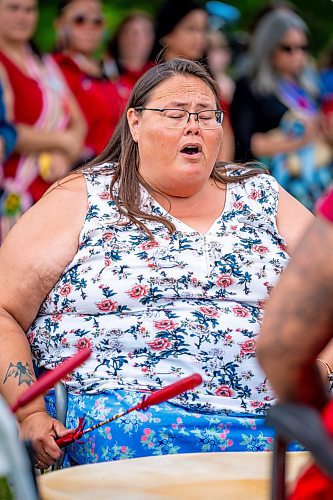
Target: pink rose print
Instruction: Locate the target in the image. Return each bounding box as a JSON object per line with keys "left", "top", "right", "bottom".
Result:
{"left": 74, "top": 337, "right": 92, "bottom": 350}
{"left": 250, "top": 401, "right": 264, "bottom": 408}
{"left": 253, "top": 245, "right": 269, "bottom": 255}
{"left": 239, "top": 338, "right": 256, "bottom": 356}
{"left": 233, "top": 201, "right": 243, "bottom": 210}
{"left": 59, "top": 283, "right": 72, "bottom": 297}
{"left": 97, "top": 298, "right": 118, "bottom": 312}
{"left": 232, "top": 306, "right": 249, "bottom": 318}
{"left": 99, "top": 191, "right": 111, "bottom": 200}
{"left": 127, "top": 284, "right": 148, "bottom": 299}
{"left": 215, "top": 385, "right": 234, "bottom": 397}
{"left": 257, "top": 299, "right": 267, "bottom": 309}
{"left": 105, "top": 257, "right": 112, "bottom": 267}
{"left": 27, "top": 332, "right": 35, "bottom": 343}
{"left": 147, "top": 338, "right": 172, "bottom": 351}
{"left": 249, "top": 189, "right": 261, "bottom": 201}
{"left": 199, "top": 306, "right": 218, "bottom": 318}
{"left": 141, "top": 241, "right": 159, "bottom": 250}
{"left": 216, "top": 274, "right": 235, "bottom": 288}
{"left": 102, "top": 232, "right": 114, "bottom": 241}
{"left": 154, "top": 320, "right": 178, "bottom": 330}
{"left": 51, "top": 314, "right": 63, "bottom": 321}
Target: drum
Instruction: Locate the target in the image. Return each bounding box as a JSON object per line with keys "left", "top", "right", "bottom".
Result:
{"left": 38, "top": 451, "right": 310, "bottom": 499}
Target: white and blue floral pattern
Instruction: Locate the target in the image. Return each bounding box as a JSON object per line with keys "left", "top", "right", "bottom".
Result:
{"left": 34, "top": 165, "right": 288, "bottom": 463}
{"left": 29, "top": 164, "right": 288, "bottom": 420}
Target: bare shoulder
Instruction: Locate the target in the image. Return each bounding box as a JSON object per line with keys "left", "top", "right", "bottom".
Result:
{"left": 0, "top": 172, "right": 88, "bottom": 330}
{"left": 276, "top": 185, "right": 314, "bottom": 255}
{"left": 4, "top": 172, "right": 88, "bottom": 263}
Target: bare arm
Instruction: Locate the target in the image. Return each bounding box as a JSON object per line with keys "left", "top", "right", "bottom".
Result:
{"left": 257, "top": 216, "right": 333, "bottom": 410}
{"left": 0, "top": 173, "right": 87, "bottom": 466}
{"left": 16, "top": 92, "right": 86, "bottom": 161}
{"left": 276, "top": 184, "right": 313, "bottom": 256}
{"left": 251, "top": 131, "right": 308, "bottom": 157}
{"left": 15, "top": 125, "right": 80, "bottom": 157}
{"left": 251, "top": 116, "right": 319, "bottom": 158}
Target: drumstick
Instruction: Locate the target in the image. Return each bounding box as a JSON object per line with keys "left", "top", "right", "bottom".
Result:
{"left": 11, "top": 348, "right": 91, "bottom": 413}
{"left": 56, "top": 373, "right": 203, "bottom": 448}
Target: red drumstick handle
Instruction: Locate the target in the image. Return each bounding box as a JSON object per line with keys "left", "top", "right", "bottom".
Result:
{"left": 55, "top": 374, "right": 203, "bottom": 448}
{"left": 138, "top": 374, "right": 203, "bottom": 410}
{"left": 11, "top": 348, "right": 91, "bottom": 413}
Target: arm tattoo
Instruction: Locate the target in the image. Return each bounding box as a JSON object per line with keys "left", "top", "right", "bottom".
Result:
{"left": 3, "top": 361, "right": 36, "bottom": 386}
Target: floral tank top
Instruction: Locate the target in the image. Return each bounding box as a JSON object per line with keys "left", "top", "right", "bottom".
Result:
{"left": 28, "top": 164, "right": 289, "bottom": 415}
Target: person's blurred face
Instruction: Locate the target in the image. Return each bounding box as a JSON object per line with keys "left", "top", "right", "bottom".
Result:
{"left": 56, "top": 0, "right": 104, "bottom": 56}
{"left": 118, "top": 16, "right": 155, "bottom": 64}
{"left": 127, "top": 75, "right": 223, "bottom": 198}
{"left": 207, "top": 32, "right": 231, "bottom": 73}
{"left": 272, "top": 28, "right": 308, "bottom": 78}
{"left": 0, "top": 0, "right": 38, "bottom": 44}
{"left": 164, "top": 10, "right": 208, "bottom": 61}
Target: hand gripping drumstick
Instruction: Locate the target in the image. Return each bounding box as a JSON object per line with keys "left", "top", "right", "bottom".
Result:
{"left": 55, "top": 373, "right": 203, "bottom": 448}
{"left": 10, "top": 348, "right": 91, "bottom": 413}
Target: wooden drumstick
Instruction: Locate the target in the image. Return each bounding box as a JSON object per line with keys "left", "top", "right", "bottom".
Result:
{"left": 55, "top": 373, "right": 203, "bottom": 448}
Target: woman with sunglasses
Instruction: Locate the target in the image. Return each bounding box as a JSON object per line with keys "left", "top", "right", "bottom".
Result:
{"left": 0, "top": 0, "right": 85, "bottom": 243}
{"left": 53, "top": 0, "right": 122, "bottom": 161}
{"left": 231, "top": 10, "right": 333, "bottom": 211}
{"left": 0, "top": 58, "right": 312, "bottom": 468}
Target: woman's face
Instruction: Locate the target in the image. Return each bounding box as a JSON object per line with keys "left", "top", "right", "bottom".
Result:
{"left": 0, "top": 0, "right": 38, "bottom": 44}
{"left": 56, "top": 0, "right": 104, "bottom": 55}
{"left": 127, "top": 75, "right": 223, "bottom": 198}
{"left": 272, "top": 28, "right": 308, "bottom": 78}
{"left": 164, "top": 10, "right": 208, "bottom": 61}
{"left": 207, "top": 32, "right": 231, "bottom": 73}
{"left": 118, "top": 17, "right": 155, "bottom": 63}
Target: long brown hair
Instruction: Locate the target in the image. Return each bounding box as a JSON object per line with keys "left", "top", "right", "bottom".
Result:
{"left": 81, "top": 58, "right": 267, "bottom": 238}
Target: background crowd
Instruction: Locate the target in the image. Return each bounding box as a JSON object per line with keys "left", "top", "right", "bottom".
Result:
{"left": 0, "top": 0, "right": 333, "bottom": 243}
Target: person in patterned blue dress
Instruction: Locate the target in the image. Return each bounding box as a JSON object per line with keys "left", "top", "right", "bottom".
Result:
{"left": 0, "top": 58, "right": 313, "bottom": 469}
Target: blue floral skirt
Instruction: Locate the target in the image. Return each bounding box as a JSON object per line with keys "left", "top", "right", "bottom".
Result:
{"left": 45, "top": 390, "right": 302, "bottom": 466}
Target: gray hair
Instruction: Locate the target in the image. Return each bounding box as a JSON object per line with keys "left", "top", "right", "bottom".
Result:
{"left": 250, "top": 10, "right": 315, "bottom": 96}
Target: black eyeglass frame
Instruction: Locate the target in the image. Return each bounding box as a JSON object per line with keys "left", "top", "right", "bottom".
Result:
{"left": 134, "top": 107, "right": 224, "bottom": 127}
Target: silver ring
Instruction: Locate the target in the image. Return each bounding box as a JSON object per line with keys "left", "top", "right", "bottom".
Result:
{"left": 34, "top": 460, "right": 41, "bottom": 468}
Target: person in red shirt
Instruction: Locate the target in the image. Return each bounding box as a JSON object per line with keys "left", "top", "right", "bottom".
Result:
{"left": 53, "top": 0, "right": 122, "bottom": 160}
{"left": 257, "top": 188, "right": 333, "bottom": 498}
{"left": 103, "top": 12, "right": 155, "bottom": 113}
{"left": 0, "top": 0, "right": 85, "bottom": 243}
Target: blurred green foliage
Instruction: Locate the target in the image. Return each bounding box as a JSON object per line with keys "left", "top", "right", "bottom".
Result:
{"left": 36, "top": 0, "right": 333, "bottom": 57}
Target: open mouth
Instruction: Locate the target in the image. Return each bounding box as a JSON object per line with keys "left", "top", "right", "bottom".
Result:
{"left": 180, "top": 145, "right": 202, "bottom": 156}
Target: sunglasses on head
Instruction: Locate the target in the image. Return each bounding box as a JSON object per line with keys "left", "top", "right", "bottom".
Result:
{"left": 278, "top": 43, "right": 309, "bottom": 54}
{"left": 70, "top": 14, "right": 104, "bottom": 27}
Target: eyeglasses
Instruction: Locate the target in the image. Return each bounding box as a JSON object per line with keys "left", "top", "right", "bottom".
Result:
{"left": 278, "top": 44, "right": 309, "bottom": 54}
{"left": 134, "top": 107, "right": 224, "bottom": 129}
{"left": 70, "top": 14, "right": 104, "bottom": 28}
